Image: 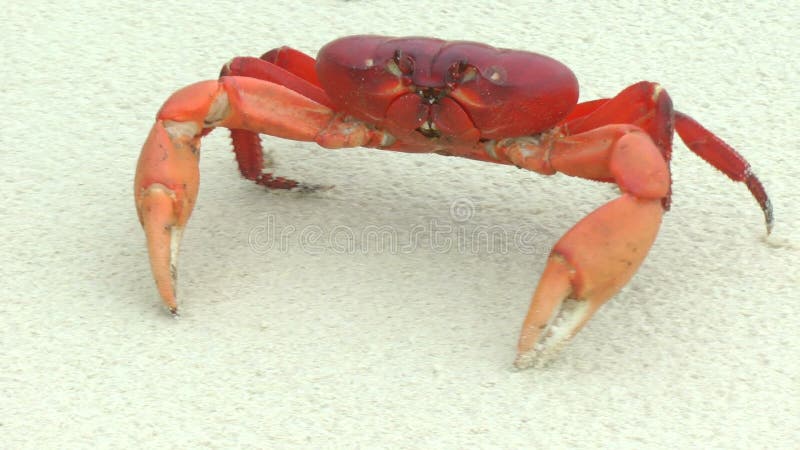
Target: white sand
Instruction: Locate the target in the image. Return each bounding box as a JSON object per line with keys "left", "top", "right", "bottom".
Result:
{"left": 2, "top": 1, "right": 798, "bottom": 447}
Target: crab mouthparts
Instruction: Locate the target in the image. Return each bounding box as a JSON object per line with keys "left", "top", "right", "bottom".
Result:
{"left": 417, "top": 120, "right": 440, "bottom": 138}
{"left": 413, "top": 87, "right": 450, "bottom": 138}
{"left": 417, "top": 86, "right": 449, "bottom": 104}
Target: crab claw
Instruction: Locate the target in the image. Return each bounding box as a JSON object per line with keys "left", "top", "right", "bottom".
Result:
{"left": 514, "top": 195, "right": 664, "bottom": 368}
{"left": 134, "top": 119, "right": 202, "bottom": 313}
{"left": 506, "top": 124, "right": 670, "bottom": 369}
{"left": 135, "top": 76, "right": 393, "bottom": 313}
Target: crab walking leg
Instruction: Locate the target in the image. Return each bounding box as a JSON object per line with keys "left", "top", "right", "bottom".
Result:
{"left": 220, "top": 54, "right": 333, "bottom": 189}
{"left": 134, "top": 76, "right": 391, "bottom": 313}
{"left": 563, "top": 82, "right": 773, "bottom": 232}
{"left": 259, "top": 46, "right": 323, "bottom": 88}
{"left": 499, "top": 125, "right": 670, "bottom": 368}
{"left": 674, "top": 112, "right": 773, "bottom": 233}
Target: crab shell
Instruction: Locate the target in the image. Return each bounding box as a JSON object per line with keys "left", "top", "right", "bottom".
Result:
{"left": 316, "top": 35, "right": 579, "bottom": 142}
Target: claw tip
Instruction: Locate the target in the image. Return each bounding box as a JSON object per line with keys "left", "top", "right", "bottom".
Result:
{"left": 513, "top": 348, "right": 554, "bottom": 370}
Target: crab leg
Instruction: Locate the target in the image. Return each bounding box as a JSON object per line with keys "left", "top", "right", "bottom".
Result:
{"left": 134, "top": 76, "right": 390, "bottom": 312}
{"left": 498, "top": 122, "right": 671, "bottom": 368}
{"left": 674, "top": 112, "right": 773, "bottom": 233}
{"left": 220, "top": 49, "right": 332, "bottom": 189}
{"left": 485, "top": 81, "right": 772, "bottom": 368}
{"left": 566, "top": 82, "right": 772, "bottom": 231}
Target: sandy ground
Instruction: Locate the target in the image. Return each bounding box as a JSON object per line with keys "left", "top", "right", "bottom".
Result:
{"left": 2, "top": 1, "right": 798, "bottom": 448}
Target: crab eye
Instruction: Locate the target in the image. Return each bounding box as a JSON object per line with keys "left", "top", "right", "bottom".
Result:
{"left": 386, "top": 50, "right": 415, "bottom": 77}
{"left": 446, "top": 60, "right": 477, "bottom": 85}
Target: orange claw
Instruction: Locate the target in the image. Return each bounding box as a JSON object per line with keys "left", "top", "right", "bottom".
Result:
{"left": 505, "top": 126, "right": 670, "bottom": 368}
{"left": 135, "top": 77, "right": 390, "bottom": 313}
{"left": 134, "top": 81, "right": 219, "bottom": 313}
{"left": 514, "top": 195, "right": 664, "bottom": 368}
{"left": 134, "top": 119, "right": 203, "bottom": 312}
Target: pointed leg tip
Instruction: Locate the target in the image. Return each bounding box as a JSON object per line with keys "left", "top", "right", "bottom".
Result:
{"left": 765, "top": 204, "right": 774, "bottom": 236}
{"left": 255, "top": 172, "right": 333, "bottom": 193}
{"left": 294, "top": 183, "right": 334, "bottom": 193}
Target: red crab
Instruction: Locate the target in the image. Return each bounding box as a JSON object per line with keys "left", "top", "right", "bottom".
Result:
{"left": 134, "top": 35, "right": 772, "bottom": 368}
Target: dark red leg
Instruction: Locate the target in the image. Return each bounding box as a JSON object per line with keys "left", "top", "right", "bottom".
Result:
{"left": 564, "top": 81, "right": 675, "bottom": 208}
{"left": 563, "top": 81, "right": 771, "bottom": 231}
{"left": 260, "top": 46, "right": 322, "bottom": 88}
{"left": 563, "top": 98, "right": 608, "bottom": 122}
{"left": 566, "top": 82, "right": 674, "bottom": 164}
{"left": 219, "top": 48, "right": 332, "bottom": 190}
{"left": 674, "top": 112, "right": 773, "bottom": 233}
